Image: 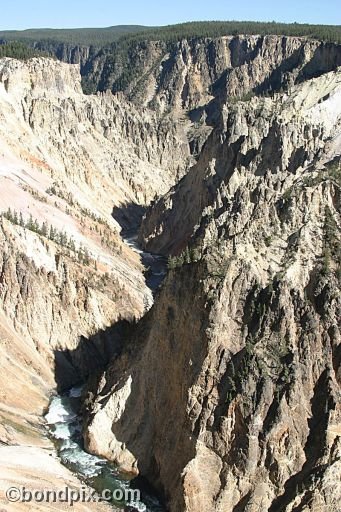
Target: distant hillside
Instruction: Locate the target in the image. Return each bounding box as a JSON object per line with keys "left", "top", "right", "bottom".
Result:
{"left": 1, "top": 21, "right": 340, "bottom": 49}
{"left": 116, "top": 20, "right": 341, "bottom": 45}
{"left": 0, "top": 25, "right": 152, "bottom": 46}
{"left": 1, "top": 20, "right": 340, "bottom": 98}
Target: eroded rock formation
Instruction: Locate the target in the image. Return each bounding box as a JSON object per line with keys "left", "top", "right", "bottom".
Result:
{"left": 85, "top": 62, "right": 341, "bottom": 511}
{"left": 0, "top": 56, "right": 188, "bottom": 506}
{"left": 0, "top": 35, "right": 340, "bottom": 512}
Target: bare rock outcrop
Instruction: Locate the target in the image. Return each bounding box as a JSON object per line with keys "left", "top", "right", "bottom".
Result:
{"left": 87, "top": 36, "right": 341, "bottom": 115}
{"left": 0, "top": 41, "right": 340, "bottom": 512}
{"left": 85, "top": 66, "right": 341, "bottom": 511}
{"left": 85, "top": 35, "right": 341, "bottom": 159}
{"left": 0, "top": 56, "right": 190, "bottom": 423}
{"left": 140, "top": 69, "right": 341, "bottom": 255}
{"left": 0, "top": 56, "right": 188, "bottom": 508}
{"left": 0, "top": 57, "right": 190, "bottom": 208}
{"left": 0, "top": 56, "right": 191, "bottom": 510}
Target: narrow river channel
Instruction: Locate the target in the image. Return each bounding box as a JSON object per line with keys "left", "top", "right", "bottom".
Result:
{"left": 45, "top": 235, "right": 167, "bottom": 511}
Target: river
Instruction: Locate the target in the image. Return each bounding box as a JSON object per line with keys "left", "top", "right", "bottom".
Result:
{"left": 45, "top": 387, "right": 164, "bottom": 511}
{"left": 45, "top": 235, "right": 167, "bottom": 511}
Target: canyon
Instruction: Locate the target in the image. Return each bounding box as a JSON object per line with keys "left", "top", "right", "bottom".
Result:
{"left": 0, "top": 55, "right": 187, "bottom": 511}
{"left": 0, "top": 32, "right": 340, "bottom": 512}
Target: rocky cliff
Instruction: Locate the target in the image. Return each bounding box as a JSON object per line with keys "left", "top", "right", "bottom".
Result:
{"left": 0, "top": 56, "right": 188, "bottom": 508}
{"left": 34, "top": 40, "right": 95, "bottom": 70}
{"left": 82, "top": 35, "right": 341, "bottom": 161}
{"left": 140, "top": 68, "right": 341, "bottom": 254}
{"left": 0, "top": 35, "right": 340, "bottom": 512}
{"left": 84, "top": 61, "right": 341, "bottom": 511}
{"left": 0, "top": 57, "right": 190, "bottom": 204}
{"left": 85, "top": 36, "right": 341, "bottom": 112}
{"left": 23, "top": 35, "right": 341, "bottom": 164}
{"left": 0, "top": 55, "right": 190, "bottom": 423}
{"left": 0, "top": 56, "right": 175, "bottom": 395}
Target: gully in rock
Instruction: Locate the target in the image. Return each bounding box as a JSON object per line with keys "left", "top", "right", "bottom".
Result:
{"left": 44, "top": 236, "right": 167, "bottom": 511}
{"left": 0, "top": 13, "right": 340, "bottom": 512}
{"left": 123, "top": 234, "right": 167, "bottom": 295}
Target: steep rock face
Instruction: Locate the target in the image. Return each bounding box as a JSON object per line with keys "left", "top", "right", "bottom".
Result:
{"left": 85, "top": 251, "right": 341, "bottom": 511}
{"left": 0, "top": 218, "right": 147, "bottom": 394}
{"left": 85, "top": 67, "right": 341, "bottom": 511}
{"left": 84, "top": 36, "right": 340, "bottom": 158}
{"left": 84, "top": 261, "right": 209, "bottom": 481}
{"left": 0, "top": 56, "right": 187, "bottom": 509}
{"left": 86, "top": 36, "right": 341, "bottom": 115}
{"left": 0, "top": 58, "right": 190, "bottom": 208}
{"left": 0, "top": 54, "right": 197, "bottom": 512}
{"left": 0, "top": 57, "right": 188, "bottom": 455}
{"left": 0, "top": 210, "right": 152, "bottom": 487}
{"left": 0, "top": 56, "right": 190, "bottom": 425}
{"left": 0, "top": 42, "right": 340, "bottom": 512}
{"left": 140, "top": 69, "right": 341, "bottom": 254}
{"left": 26, "top": 37, "right": 341, "bottom": 164}
{"left": 0, "top": 56, "right": 190, "bottom": 407}
{"left": 34, "top": 40, "right": 95, "bottom": 70}
{"left": 0, "top": 215, "right": 145, "bottom": 510}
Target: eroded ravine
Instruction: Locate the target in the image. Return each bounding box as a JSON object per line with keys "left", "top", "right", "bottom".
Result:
{"left": 0, "top": 32, "right": 340, "bottom": 512}
{"left": 45, "top": 235, "right": 168, "bottom": 512}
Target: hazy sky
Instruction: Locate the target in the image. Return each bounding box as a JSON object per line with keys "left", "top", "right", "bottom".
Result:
{"left": 2, "top": 0, "right": 340, "bottom": 30}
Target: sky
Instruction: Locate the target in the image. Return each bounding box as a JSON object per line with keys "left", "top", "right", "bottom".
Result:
{"left": 1, "top": 0, "right": 340, "bottom": 31}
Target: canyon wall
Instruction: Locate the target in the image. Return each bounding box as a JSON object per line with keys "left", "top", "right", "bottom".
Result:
{"left": 85, "top": 63, "right": 341, "bottom": 511}
{"left": 0, "top": 56, "right": 188, "bottom": 510}
{"left": 82, "top": 35, "right": 341, "bottom": 163}
{"left": 0, "top": 36, "right": 340, "bottom": 512}
{"left": 84, "top": 36, "right": 341, "bottom": 112}
{"left": 0, "top": 56, "right": 187, "bottom": 461}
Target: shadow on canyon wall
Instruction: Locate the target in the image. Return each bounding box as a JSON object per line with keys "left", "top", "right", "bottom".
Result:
{"left": 113, "top": 201, "right": 168, "bottom": 293}
{"left": 53, "top": 319, "right": 136, "bottom": 393}
{"left": 112, "top": 202, "right": 146, "bottom": 236}
{"left": 53, "top": 312, "right": 171, "bottom": 509}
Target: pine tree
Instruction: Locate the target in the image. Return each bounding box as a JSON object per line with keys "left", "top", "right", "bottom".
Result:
{"left": 78, "top": 244, "right": 84, "bottom": 263}
{"left": 27, "top": 214, "right": 34, "bottom": 231}
{"left": 83, "top": 247, "right": 90, "bottom": 265}
{"left": 54, "top": 231, "right": 61, "bottom": 244}
{"left": 59, "top": 232, "right": 67, "bottom": 247}
{"left": 69, "top": 238, "right": 76, "bottom": 252}
{"left": 167, "top": 256, "right": 177, "bottom": 270}
{"left": 41, "top": 222, "right": 48, "bottom": 237}
{"left": 33, "top": 218, "right": 39, "bottom": 233}
{"left": 19, "top": 212, "right": 24, "bottom": 227}
{"left": 184, "top": 247, "right": 191, "bottom": 264}
{"left": 49, "top": 225, "right": 55, "bottom": 241}
{"left": 6, "top": 208, "right": 13, "bottom": 222}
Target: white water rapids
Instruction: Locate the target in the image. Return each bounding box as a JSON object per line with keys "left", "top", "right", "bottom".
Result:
{"left": 45, "top": 387, "right": 164, "bottom": 511}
